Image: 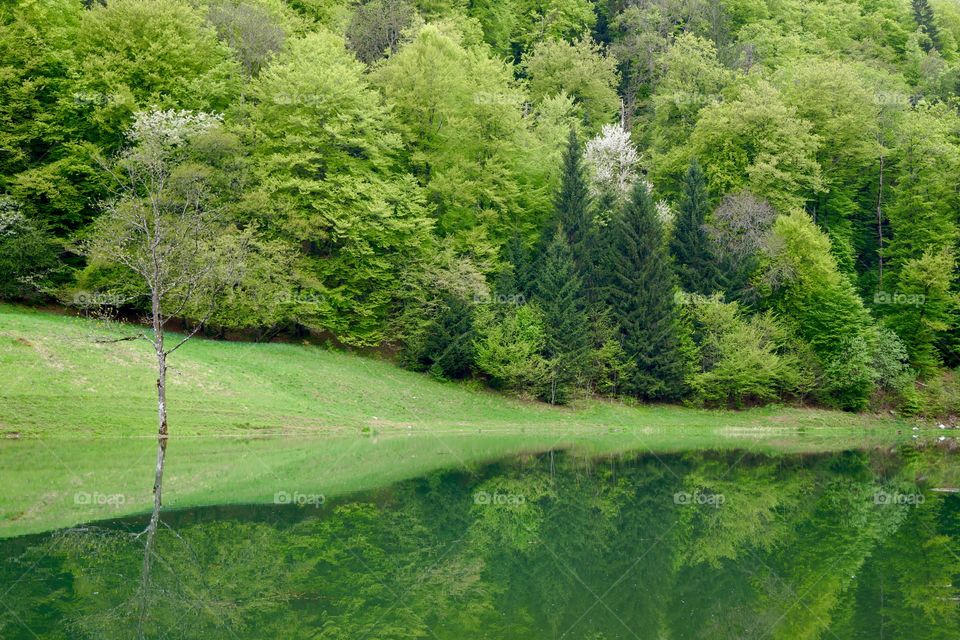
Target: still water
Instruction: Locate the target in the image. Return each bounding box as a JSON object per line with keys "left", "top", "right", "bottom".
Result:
{"left": 1, "top": 444, "right": 958, "bottom": 639}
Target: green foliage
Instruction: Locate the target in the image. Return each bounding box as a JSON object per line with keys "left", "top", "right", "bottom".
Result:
{"left": 470, "top": 0, "right": 596, "bottom": 58}
{"left": 885, "top": 103, "right": 960, "bottom": 268}
{"left": 650, "top": 33, "right": 732, "bottom": 153}
{"left": 373, "top": 23, "right": 554, "bottom": 254}
{"left": 1, "top": 0, "right": 241, "bottom": 234}
{"left": 670, "top": 160, "right": 722, "bottom": 295}
{"left": 664, "top": 80, "right": 823, "bottom": 212}
{"left": 534, "top": 227, "right": 590, "bottom": 404}
{"left": 776, "top": 59, "right": 882, "bottom": 273}
{"left": 601, "top": 183, "right": 688, "bottom": 400}
{"left": 0, "top": 198, "right": 61, "bottom": 299}
{"left": 884, "top": 249, "right": 957, "bottom": 376}
{"left": 66, "top": 0, "right": 241, "bottom": 144}
{"left": 683, "top": 294, "right": 808, "bottom": 408}
{"left": 913, "top": 0, "right": 942, "bottom": 52}
{"left": 522, "top": 36, "right": 620, "bottom": 132}
{"left": 760, "top": 211, "right": 879, "bottom": 410}
{"left": 474, "top": 303, "right": 549, "bottom": 392}
{"left": 247, "top": 30, "right": 434, "bottom": 345}
{"left": 414, "top": 293, "right": 477, "bottom": 379}
{"left": 541, "top": 129, "right": 594, "bottom": 278}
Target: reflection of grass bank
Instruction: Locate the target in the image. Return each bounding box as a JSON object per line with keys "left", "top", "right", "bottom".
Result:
{"left": 1, "top": 304, "right": 903, "bottom": 438}
{"left": 0, "top": 303, "right": 915, "bottom": 537}
{"left": 0, "top": 426, "right": 921, "bottom": 539}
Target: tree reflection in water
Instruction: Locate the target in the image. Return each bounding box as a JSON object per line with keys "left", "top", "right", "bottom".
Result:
{"left": 1, "top": 445, "right": 958, "bottom": 639}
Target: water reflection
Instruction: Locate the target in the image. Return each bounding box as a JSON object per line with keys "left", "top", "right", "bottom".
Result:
{"left": 1, "top": 445, "right": 958, "bottom": 639}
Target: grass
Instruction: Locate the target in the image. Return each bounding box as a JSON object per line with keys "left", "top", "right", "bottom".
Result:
{"left": 0, "top": 304, "right": 902, "bottom": 438}
{"left": 0, "top": 303, "right": 913, "bottom": 537}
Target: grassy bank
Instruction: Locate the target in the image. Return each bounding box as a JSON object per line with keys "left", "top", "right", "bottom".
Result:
{"left": 0, "top": 304, "right": 901, "bottom": 438}
{"left": 0, "top": 304, "right": 914, "bottom": 537}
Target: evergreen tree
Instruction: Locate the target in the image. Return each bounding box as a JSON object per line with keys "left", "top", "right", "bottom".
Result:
{"left": 535, "top": 226, "right": 591, "bottom": 404}
{"left": 912, "top": 0, "right": 941, "bottom": 52}
{"left": 496, "top": 231, "right": 533, "bottom": 299}
{"left": 546, "top": 129, "right": 593, "bottom": 270}
{"left": 602, "top": 182, "right": 687, "bottom": 400}
{"left": 417, "top": 293, "right": 476, "bottom": 379}
{"left": 670, "top": 160, "right": 722, "bottom": 295}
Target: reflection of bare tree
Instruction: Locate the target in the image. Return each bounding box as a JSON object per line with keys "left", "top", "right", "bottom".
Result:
{"left": 81, "top": 109, "right": 265, "bottom": 639}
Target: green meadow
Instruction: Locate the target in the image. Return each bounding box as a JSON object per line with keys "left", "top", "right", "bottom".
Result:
{"left": 0, "top": 304, "right": 911, "bottom": 537}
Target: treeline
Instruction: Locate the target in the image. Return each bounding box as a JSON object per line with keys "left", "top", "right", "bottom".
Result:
{"left": 2, "top": 0, "right": 960, "bottom": 412}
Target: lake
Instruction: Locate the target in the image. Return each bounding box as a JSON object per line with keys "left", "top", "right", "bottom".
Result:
{"left": 1, "top": 437, "right": 958, "bottom": 638}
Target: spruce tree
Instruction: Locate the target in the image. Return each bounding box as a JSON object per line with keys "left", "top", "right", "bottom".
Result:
{"left": 912, "top": 0, "right": 941, "bottom": 52}
{"left": 535, "top": 226, "right": 591, "bottom": 404}
{"left": 496, "top": 231, "right": 532, "bottom": 299}
{"left": 541, "top": 129, "right": 593, "bottom": 274}
{"left": 418, "top": 293, "right": 476, "bottom": 379}
{"left": 670, "top": 160, "right": 723, "bottom": 295}
{"left": 602, "top": 182, "right": 687, "bottom": 400}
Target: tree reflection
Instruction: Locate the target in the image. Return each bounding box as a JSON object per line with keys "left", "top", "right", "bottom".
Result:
{"left": 1, "top": 446, "right": 958, "bottom": 639}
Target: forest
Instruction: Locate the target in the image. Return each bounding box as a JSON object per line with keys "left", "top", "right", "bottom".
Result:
{"left": 3, "top": 0, "right": 960, "bottom": 414}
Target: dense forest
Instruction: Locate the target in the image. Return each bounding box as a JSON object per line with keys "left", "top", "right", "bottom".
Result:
{"left": 2, "top": 0, "right": 960, "bottom": 413}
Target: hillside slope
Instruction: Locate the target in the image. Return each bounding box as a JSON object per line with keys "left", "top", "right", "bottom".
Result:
{"left": 0, "top": 305, "right": 898, "bottom": 438}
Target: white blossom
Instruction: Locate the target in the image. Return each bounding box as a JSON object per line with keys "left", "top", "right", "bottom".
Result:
{"left": 127, "top": 109, "right": 222, "bottom": 149}
{"left": 583, "top": 124, "right": 640, "bottom": 200}
{"left": 0, "top": 198, "right": 25, "bottom": 237}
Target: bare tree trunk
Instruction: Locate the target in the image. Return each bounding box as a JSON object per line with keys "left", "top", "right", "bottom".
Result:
{"left": 138, "top": 291, "right": 169, "bottom": 638}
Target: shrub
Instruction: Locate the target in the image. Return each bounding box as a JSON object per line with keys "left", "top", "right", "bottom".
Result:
{"left": 684, "top": 294, "right": 806, "bottom": 407}
{"left": 474, "top": 304, "right": 549, "bottom": 393}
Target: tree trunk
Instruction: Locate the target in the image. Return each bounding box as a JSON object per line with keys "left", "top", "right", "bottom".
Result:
{"left": 138, "top": 293, "right": 169, "bottom": 638}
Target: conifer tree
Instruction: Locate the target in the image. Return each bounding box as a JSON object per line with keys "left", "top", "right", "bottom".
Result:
{"left": 496, "top": 231, "right": 532, "bottom": 299}
{"left": 912, "top": 0, "right": 941, "bottom": 52}
{"left": 417, "top": 293, "right": 476, "bottom": 379}
{"left": 602, "top": 182, "right": 687, "bottom": 400}
{"left": 535, "top": 226, "right": 591, "bottom": 403}
{"left": 671, "top": 160, "right": 722, "bottom": 295}
{"left": 541, "top": 129, "right": 593, "bottom": 273}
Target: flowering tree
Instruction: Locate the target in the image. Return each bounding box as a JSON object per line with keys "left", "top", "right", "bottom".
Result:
{"left": 583, "top": 124, "right": 640, "bottom": 201}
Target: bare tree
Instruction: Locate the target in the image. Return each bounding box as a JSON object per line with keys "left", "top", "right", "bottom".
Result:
{"left": 707, "top": 191, "right": 778, "bottom": 302}
{"left": 207, "top": 0, "right": 285, "bottom": 76}
{"left": 83, "top": 109, "right": 267, "bottom": 638}
{"left": 346, "top": 0, "right": 416, "bottom": 65}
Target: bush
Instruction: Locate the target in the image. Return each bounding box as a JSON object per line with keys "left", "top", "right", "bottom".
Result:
{"left": 684, "top": 294, "right": 807, "bottom": 407}
{"left": 411, "top": 293, "right": 476, "bottom": 380}
{"left": 0, "top": 200, "right": 61, "bottom": 300}
{"left": 474, "top": 304, "right": 549, "bottom": 393}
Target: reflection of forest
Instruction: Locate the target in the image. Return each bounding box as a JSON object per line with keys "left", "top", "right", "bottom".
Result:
{"left": 2, "top": 446, "right": 958, "bottom": 639}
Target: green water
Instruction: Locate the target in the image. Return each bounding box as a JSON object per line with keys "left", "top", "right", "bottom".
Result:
{"left": 1, "top": 443, "right": 958, "bottom": 639}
